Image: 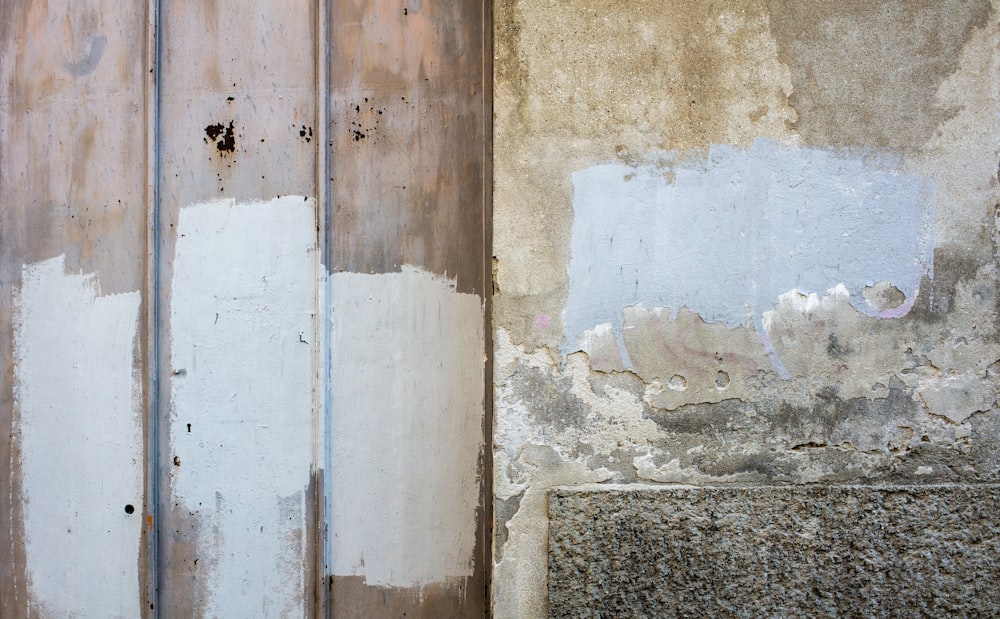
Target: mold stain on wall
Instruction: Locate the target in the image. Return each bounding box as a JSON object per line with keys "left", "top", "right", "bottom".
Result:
{"left": 13, "top": 255, "right": 143, "bottom": 618}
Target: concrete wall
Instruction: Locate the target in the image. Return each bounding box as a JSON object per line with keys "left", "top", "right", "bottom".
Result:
{"left": 493, "top": 1, "right": 1000, "bottom": 615}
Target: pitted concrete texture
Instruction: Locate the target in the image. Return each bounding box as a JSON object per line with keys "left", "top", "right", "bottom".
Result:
{"left": 548, "top": 485, "right": 1000, "bottom": 618}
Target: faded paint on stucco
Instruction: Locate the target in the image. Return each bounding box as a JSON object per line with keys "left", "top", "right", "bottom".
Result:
{"left": 565, "top": 138, "right": 934, "bottom": 370}
{"left": 493, "top": 1, "right": 1000, "bottom": 616}
{"left": 14, "top": 255, "right": 143, "bottom": 618}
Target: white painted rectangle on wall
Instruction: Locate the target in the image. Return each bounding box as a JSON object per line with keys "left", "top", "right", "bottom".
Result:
{"left": 328, "top": 267, "right": 485, "bottom": 588}
{"left": 14, "top": 255, "right": 143, "bottom": 619}
{"left": 168, "top": 196, "right": 317, "bottom": 616}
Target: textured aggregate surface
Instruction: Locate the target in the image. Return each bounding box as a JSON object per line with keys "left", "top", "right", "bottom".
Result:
{"left": 549, "top": 485, "right": 1000, "bottom": 618}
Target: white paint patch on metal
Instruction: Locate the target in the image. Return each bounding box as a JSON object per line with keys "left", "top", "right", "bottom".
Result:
{"left": 328, "top": 267, "right": 484, "bottom": 587}
{"left": 13, "top": 255, "right": 142, "bottom": 618}
{"left": 169, "top": 196, "right": 316, "bottom": 616}
{"left": 565, "top": 138, "right": 936, "bottom": 356}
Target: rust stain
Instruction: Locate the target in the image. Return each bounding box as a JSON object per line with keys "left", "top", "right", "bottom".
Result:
{"left": 204, "top": 121, "right": 236, "bottom": 153}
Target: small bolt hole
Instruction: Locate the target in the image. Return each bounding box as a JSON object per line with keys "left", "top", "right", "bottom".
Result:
{"left": 124, "top": 504, "right": 135, "bottom": 515}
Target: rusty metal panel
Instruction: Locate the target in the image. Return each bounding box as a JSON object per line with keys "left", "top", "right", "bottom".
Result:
{"left": 155, "top": 1, "right": 320, "bottom": 616}
{"left": 326, "top": 1, "right": 491, "bottom": 616}
{"left": 0, "top": 0, "right": 152, "bottom": 616}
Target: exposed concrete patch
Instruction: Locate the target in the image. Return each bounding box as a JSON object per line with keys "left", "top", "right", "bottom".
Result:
{"left": 493, "top": 445, "right": 612, "bottom": 619}
{"left": 918, "top": 374, "right": 997, "bottom": 424}
{"left": 14, "top": 255, "right": 142, "bottom": 618}
{"left": 328, "top": 267, "right": 484, "bottom": 588}
{"left": 169, "top": 196, "right": 315, "bottom": 617}
{"left": 494, "top": 255, "right": 1000, "bottom": 615}
{"left": 625, "top": 305, "right": 772, "bottom": 410}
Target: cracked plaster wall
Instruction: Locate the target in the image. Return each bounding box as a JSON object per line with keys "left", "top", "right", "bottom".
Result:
{"left": 492, "top": 1, "right": 1000, "bottom": 616}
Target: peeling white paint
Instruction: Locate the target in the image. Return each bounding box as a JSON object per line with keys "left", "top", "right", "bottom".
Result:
{"left": 14, "top": 255, "right": 142, "bottom": 618}
{"left": 761, "top": 284, "right": 852, "bottom": 331}
{"left": 169, "top": 196, "right": 316, "bottom": 616}
{"left": 565, "top": 138, "right": 936, "bottom": 361}
{"left": 328, "top": 266, "right": 484, "bottom": 588}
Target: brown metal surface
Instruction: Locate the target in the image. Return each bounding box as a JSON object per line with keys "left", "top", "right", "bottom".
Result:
{"left": 1, "top": 0, "right": 490, "bottom": 615}
{"left": 155, "top": 1, "right": 319, "bottom": 614}
{"left": 328, "top": 0, "right": 488, "bottom": 297}
{"left": 0, "top": 0, "right": 151, "bottom": 615}
{"left": 326, "top": 0, "right": 490, "bottom": 615}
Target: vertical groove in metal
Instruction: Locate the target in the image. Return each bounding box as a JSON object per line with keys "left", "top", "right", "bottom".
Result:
{"left": 315, "top": 0, "right": 333, "bottom": 616}
{"left": 482, "top": 0, "right": 495, "bottom": 613}
{"left": 144, "top": 0, "right": 162, "bottom": 615}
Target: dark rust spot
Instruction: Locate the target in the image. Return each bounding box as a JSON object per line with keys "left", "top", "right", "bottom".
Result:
{"left": 204, "top": 121, "right": 236, "bottom": 153}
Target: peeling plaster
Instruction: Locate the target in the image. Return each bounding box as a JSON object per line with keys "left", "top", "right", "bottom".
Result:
{"left": 169, "top": 196, "right": 315, "bottom": 616}
{"left": 14, "top": 255, "right": 142, "bottom": 618}
{"left": 565, "top": 138, "right": 936, "bottom": 371}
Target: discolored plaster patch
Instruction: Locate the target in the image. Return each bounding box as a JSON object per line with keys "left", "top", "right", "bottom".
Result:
{"left": 499, "top": 0, "right": 796, "bottom": 148}
{"left": 493, "top": 0, "right": 798, "bottom": 350}
{"left": 767, "top": 0, "right": 992, "bottom": 150}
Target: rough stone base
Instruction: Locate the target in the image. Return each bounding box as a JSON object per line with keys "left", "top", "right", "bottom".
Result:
{"left": 548, "top": 485, "right": 1000, "bottom": 618}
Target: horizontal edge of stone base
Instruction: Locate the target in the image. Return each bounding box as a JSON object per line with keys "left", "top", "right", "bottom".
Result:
{"left": 548, "top": 483, "right": 1000, "bottom": 618}
{"left": 550, "top": 481, "right": 1000, "bottom": 493}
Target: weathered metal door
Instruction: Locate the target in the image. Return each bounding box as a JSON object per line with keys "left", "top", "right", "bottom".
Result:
{"left": 1, "top": 1, "right": 490, "bottom": 616}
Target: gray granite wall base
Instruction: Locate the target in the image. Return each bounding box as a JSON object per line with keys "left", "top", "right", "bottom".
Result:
{"left": 548, "top": 485, "right": 1000, "bottom": 618}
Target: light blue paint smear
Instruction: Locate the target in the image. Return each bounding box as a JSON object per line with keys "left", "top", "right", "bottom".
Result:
{"left": 565, "top": 138, "right": 935, "bottom": 371}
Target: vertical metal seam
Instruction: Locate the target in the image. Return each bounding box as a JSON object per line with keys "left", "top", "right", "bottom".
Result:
{"left": 316, "top": 0, "right": 334, "bottom": 616}
{"left": 482, "top": 0, "right": 496, "bottom": 615}
{"left": 143, "top": 0, "right": 162, "bottom": 615}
